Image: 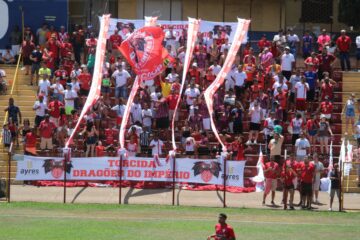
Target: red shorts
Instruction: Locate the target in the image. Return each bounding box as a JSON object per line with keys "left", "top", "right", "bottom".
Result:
{"left": 296, "top": 99, "right": 307, "bottom": 111}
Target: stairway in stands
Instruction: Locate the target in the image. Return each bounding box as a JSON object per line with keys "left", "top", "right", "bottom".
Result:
{"left": 341, "top": 71, "right": 360, "bottom": 193}
{"left": 0, "top": 65, "right": 37, "bottom": 182}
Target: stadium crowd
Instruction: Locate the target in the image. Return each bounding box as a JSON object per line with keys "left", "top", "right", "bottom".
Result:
{"left": 2, "top": 22, "right": 360, "bottom": 210}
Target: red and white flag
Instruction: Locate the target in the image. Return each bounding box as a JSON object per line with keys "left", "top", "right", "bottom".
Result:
{"left": 118, "top": 26, "right": 167, "bottom": 81}
{"left": 171, "top": 17, "right": 200, "bottom": 150}
{"left": 118, "top": 24, "right": 171, "bottom": 149}
{"left": 204, "top": 18, "right": 250, "bottom": 151}
{"left": 65, "top": 14, "right": 110, "bottom": 148}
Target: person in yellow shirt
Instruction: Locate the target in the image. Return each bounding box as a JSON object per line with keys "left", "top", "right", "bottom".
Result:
{"left": 159, "top": 76, "right": 172, "bottom": 97}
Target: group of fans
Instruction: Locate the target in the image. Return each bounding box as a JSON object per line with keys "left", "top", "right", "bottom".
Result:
{"left": 2, "top": 22, "right": 358, "bottom": 211}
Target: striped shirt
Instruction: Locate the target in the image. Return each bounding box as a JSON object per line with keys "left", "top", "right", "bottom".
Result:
{"left": 2, "top": 128, "right": 12, "bottom": 145}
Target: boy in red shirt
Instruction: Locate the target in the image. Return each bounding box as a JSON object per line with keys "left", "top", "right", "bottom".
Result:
{"left": 299, "top": 156, "right": 315, "bottom": 209}
{"left": 262, "top": 155, "right": 279, "bottom": 205}
{"left": 207, "top": 213, "right": 236, "bottom": 240}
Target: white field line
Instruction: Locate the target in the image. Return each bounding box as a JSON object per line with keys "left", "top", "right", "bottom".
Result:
{"left": 0, "top": 213, "right": 355, "bottom": 227}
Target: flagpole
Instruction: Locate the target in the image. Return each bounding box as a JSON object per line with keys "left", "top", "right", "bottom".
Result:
{"left": 63, "top": 149, "right": 70, "bottom": 204}
{"left": 172, "top": 154, "right": 176, "bottom": 206}
{"left": 339, "top": 161, "right": 343, "bottom": 212}
{"left": 223, "top": 154, "right": 227, "bottom": 208}
{"left": 118, "top": 153, "right": 123, "bottom": 204}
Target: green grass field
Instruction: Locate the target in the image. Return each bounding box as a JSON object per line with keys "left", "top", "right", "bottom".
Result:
{"left": 0, "top": 202, "right": 359, "bottom": 240}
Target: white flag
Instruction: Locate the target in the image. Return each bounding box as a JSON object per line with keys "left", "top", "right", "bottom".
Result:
{"left": 250, "top": 147, "right": 265, "bottom": 192}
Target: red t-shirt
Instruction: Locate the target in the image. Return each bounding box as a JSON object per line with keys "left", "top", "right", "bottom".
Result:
{"left": 299, "top": 162, "right": 315, "bottom": 183}
{"left": 166, "top": 94, "right": 179, "bottom": 110}
{"left": 39, "top": 120, "right": 56, "bottom": 138}
{"left": 275, "top": 91, "right": 288, "bottom": 109}
{"left": 281, "top": 169, "right": 296, "bottom": 186}
{"left": 54, "top": 69, "right": 68, "bottom": 86}
{"left": 283, "top": 159, "right": 299, "bottom": 171}
{"left": 321, "top": 83, "right": 333, "bottom": 100}
{"left": 250, "top": 84, "right": 263, "bottom": 101}
{"left": 336, "top": 35, "right": 352, "bottom": 52}
{"left": 264, "top": 161, "right": 279, "bottom": 179}
{"left": 243, "top": 54, "right": 256, "bottom": 65}
{"left": 48, "top": 101, "right": 64, "bottom": 118}
{"left": 109, "top": 34, "right": 122, "bottom": 49}
{"left": 96, "top": 145, "right": 105, "bottom": 157}
{"left": 235, "top": 142, "right": 245, "bottom": 160}
{"left": 25, "top": 132, "right": 37, "bottom": 148}
{"left": 258, "top": 39, "right": 271, "bottom": 51}
{"left": 47, "top": 39, "right": 59, "bottom": 58}
{"left": 189, "top": 69, "right": 201, "bottom": 85}
{"left": 59, "top": 42, "right": 73, "bottom": 58}
{"left": 214, "top": 223, "right": 236, "bottom": 240}
{"left": 320, "top": 101, "right": 333, "bottom": 114}
{"left": 43, "top": 51, "right": 55, "bottom": 69}
{"left": 104, "top": 128, "right": 118, "bottom": 145}
{"left": 306, "top": 119, "right": 318, "bottom": 131}
{"left": 78, "top": 73, "right": 92, "bottom": 90}
{"left": 304, "top": 57, "right": 319, "bottom": 72}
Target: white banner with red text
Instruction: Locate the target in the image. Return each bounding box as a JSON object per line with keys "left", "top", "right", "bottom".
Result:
{"left": 15, "top": 155, "right": 245, "bottom": 187}
{"left": 103, "top": 17, "right": 247, "bottom": 43}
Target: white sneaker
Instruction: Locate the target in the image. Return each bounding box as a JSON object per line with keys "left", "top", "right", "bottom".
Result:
{"left": 328, "top": 208, "right": 332, "bottom": 211}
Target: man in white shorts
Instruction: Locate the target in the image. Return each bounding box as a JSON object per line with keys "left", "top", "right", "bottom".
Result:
{"left": 311, "top": 153, "right": 324, "bottom": 204}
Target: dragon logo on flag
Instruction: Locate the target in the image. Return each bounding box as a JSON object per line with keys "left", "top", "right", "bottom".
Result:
{"left": 42, "top": 159, "right": 73, "bottom": 179}
{"left": 192, "top": 161, "right": 221, "bottom": 183}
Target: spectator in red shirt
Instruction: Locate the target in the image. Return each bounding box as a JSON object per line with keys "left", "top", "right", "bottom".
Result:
{"left": 53, "top": 64, "right": 69, "bottom": 87}
{"left": 48, "top": 96, "right": 64, "bottom": 127}
{"left": 166, "top": 89, "right": 179, "bottom": 122}
{"left": 22, "top": 37, "right": 36, "bottom": 75}
{"left": 336, "top": 29, "right": 352, "bottom": 71}
{"left": 274, "top": 87, "right": 288, "bottom": 123}
{"left": 24, "top": 127, "right": 37, "bottom": 156}
{"left": 304, "top": 52, "right": 319, "bottom": 72}
{"left": 42, "top": 48, "right": 55, "bottom": 74}
{"left": 207, "top": 213, "right": 236, "bottom": 240}
{"left": 262, "top": 155, "right": 279, "bottom": 205}
{"left": 38, "top": 114, "right": 56, "bottom": 150}
{"left": 78, "top": 67, "right": 92, "bottom": 96}
{"left": 319, "top": 73, "right": 334, "bottom": 101}
{"left": 189, "top": 63, "right": 201, "bottom": 86}
{"left": 95, "top": 141, "right": 105, "bottom": 157}
{"left": 317, "top": 96, "right": 333, "bottom": 121}
{"left": 299, "top": 156, "right": 315, "bottom": 209}
{"left": 317, "top": 48, "right": 336, "bottom": 78}
{"left": 257, "top": 34, "right": 271, "bottom": 53}
{"left": 109, "top": 29, "right": 122, "bottom": 56}
{"left": 59, "top": 37, "right": 73, "bottom": 60}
